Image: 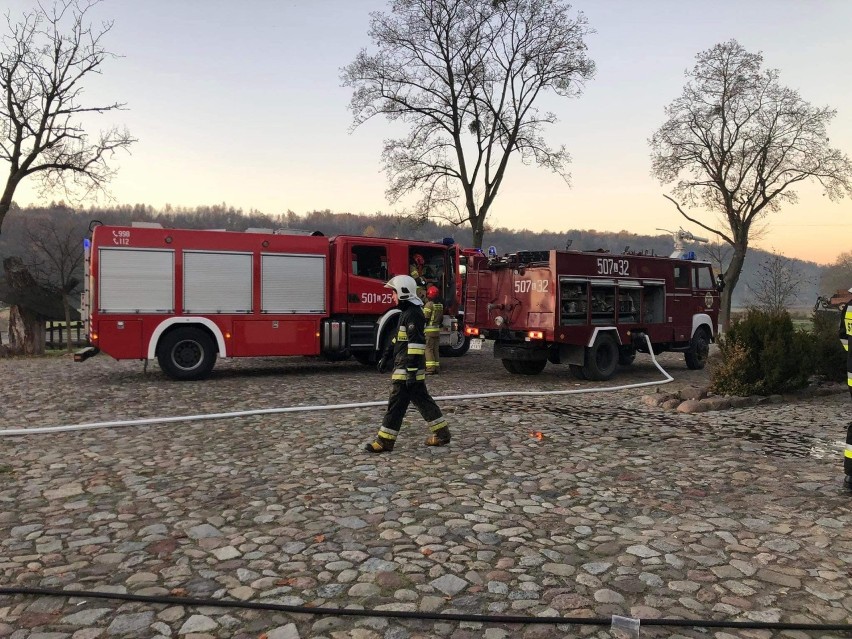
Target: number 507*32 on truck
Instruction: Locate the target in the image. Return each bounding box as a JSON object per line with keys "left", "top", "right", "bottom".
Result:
{"left": 76, "top": 223, "right": 471, "bottom": 380}
{"left": 462, "top": 246, "right": 721, "bottom": 380}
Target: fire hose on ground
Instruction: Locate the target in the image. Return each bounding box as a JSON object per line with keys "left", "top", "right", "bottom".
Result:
{"left": 0, "top": 335, "right": 673, "bottom": 436}
{"left": 2, "top": 336, "right": 849, "bottom": 635}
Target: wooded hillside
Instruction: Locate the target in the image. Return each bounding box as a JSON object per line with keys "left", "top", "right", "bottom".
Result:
{"left": 0, "top": 203, "right": 824, "bottom": 309}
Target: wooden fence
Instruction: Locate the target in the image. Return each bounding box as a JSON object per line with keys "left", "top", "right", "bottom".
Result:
{"left": 45, "top": 321, "right": 87, "bottom": 349}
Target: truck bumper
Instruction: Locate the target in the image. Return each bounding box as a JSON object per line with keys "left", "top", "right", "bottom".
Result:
{"left": 493, "top": 341, "right": 548, "bottom": 361}
{"left": 73, "top": 346, "right": 100, "bottom": 362}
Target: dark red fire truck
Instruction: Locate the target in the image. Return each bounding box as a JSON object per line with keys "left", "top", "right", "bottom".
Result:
{"left": 463, "top": 246, "right": 721, "bottom": 380}
{"left": 79, "top": 223, "right": 470, "bottom": 380}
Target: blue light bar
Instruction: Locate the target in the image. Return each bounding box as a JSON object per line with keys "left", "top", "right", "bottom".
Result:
{"left": 83, "top": 238, "right": 91, "bottom": 249}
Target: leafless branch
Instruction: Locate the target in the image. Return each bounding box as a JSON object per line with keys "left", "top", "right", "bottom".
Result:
{"left": 342, "top": 0, "right": 595, "bottom": 247}
{"left": 650, "top": 40, "right": 852, "bottom": 327}
{"left": 0, "top": 0, "right": 135, "bottom": 233}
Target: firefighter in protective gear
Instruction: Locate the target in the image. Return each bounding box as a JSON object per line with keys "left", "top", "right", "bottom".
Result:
{"left": 410, "top": 253, "right": 427, "bottom": 301}
{"left": 423, "top": 285, "right": 444, "bottom": 374}
{"left": 366, "top": 275, "right": 451, "bottom": 452}
{"left": 841, "top": 288, "right": 852, "bottom": 490}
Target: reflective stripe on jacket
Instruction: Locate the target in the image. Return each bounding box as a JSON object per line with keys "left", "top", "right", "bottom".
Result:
{"left": 843, "top": 302, "right": 852, "bottom": 352}
{"left": 423, "top": 301, "right": 444, "bottom": 336}
{"left": 844, "top": 302, "right": 852, "bottom": 395}
{"left": 388, "top": 302, "right": 427, "bottom": 381}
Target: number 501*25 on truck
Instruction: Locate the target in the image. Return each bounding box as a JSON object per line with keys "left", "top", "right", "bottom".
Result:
{"left": 76, "top": 223, "right": 471, "bottom": 380}
{"left": 462, "top": 246, "right": 721, "bottom": 380}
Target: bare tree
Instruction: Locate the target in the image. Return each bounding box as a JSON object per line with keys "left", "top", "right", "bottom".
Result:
{"left": 0, "top": 0, "right": 135, "bottom": 234}
{"left": 701, "top": 238, "right": 733, "bottom": 280}
{"left": 747, "top": 251, "right": 806, "bottom": 314}
{"left": 23, "top": 214, "right": 84, "bottom": 352}
{"left": 650, "top": 40, "right": 852, "bottom": 329}
{"left": 342, "top": 0, "right": 595, "bottom": 248}
{"left": 819, "top": 250, "right": 852, "bottom": 297}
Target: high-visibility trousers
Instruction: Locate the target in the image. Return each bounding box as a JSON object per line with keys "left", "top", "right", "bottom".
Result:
{"left": 375, "top": 381, "right": 447, "bottom": 444}
{"left": 425, "top": 335, "right": 441, "bottom": 372}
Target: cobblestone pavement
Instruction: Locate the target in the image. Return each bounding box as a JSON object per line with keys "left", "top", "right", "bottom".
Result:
{"left": 0, "top": 347, "right": 850, "bottom": 639}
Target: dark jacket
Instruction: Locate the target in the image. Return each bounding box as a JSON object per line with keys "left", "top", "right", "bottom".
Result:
{"left": 842, "top": 301, "right": 852, "bottom": 398}
{"left": 386, "top": 300, "right": 427, "bottom": 382}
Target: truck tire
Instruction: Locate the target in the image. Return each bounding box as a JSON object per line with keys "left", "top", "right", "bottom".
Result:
{"left": 501, "top": 358, "right": 519, "bottom": 374}
{"left": 514, "top": 359, "right": 546, "bottom": 375}
{"left": 364, "top": 325, "right": 396, "bottom": 371}
{"left": 581, "top": 333, "right": 619, "bottom": 381}
{"left": 353, "top": 351, "right": 374, "bottom": 366}
{"left": 157, "top": 327, "right": 217, "bottom": 381}
{"left": 684, "top": 329, "right": 710, "bottom": 370}
{"left": 440, "top": 331, "right": 471, "bottom": 357}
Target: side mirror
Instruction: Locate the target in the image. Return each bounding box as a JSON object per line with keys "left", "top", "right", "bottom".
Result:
{"left": 715, "top": 274, "right": 725, "bottom": 292}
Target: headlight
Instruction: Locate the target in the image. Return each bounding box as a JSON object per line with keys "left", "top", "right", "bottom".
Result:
{"left": 494, "top": 315, "right": 505, "bottom": 326}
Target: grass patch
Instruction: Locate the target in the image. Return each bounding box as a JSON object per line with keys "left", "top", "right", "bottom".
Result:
{"left": 790, "top": 318, "right": 812, "bottom": 332}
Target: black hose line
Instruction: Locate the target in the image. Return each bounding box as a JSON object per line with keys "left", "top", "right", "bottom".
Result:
{"left": 2, "top": 587, "right": 851, "bottom": 633}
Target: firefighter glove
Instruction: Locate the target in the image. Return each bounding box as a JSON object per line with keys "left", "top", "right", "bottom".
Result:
{"left": 377, "top": 356, "right": 390, "bottom": 373}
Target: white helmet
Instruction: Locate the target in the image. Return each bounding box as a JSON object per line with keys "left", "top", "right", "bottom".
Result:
{"left": 385, "top": 275, "right": 423, "bottom": 306}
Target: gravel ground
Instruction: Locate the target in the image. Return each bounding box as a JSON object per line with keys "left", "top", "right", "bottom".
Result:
{"left": 0, "top": 346, "right": 850, "bottom": 639}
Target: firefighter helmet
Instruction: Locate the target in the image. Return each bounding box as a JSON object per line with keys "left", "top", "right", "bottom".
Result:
{"left": 427, "top": 285, "right": 440, "bottom": 300}
{"left": 385, "top": 275, "right": 423, "bottom": 305}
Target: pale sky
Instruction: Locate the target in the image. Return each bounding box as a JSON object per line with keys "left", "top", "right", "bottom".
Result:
{"left": 6, "top": 0, "right": 852, "bottom": 264}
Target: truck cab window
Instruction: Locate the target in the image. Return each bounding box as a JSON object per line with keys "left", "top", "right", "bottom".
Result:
{"left": 694, "top": 265, "right": 714, "bottom": 290}
{"left": 352, "top": 246, "right": 387, "bottom": 281}
{"left": 673, "top": 265, "right": 691, "bottom": 288}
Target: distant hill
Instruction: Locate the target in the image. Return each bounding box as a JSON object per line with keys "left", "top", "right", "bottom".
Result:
{"left": 0, "top": 203, "right": 823, "bottom": 309}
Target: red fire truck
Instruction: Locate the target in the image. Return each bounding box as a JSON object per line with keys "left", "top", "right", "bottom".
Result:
{"left": 463, "top": 244, "right": 721, "bottom": 380}
{"left": 78, "top": 223, "right": 471, "bottom": 379}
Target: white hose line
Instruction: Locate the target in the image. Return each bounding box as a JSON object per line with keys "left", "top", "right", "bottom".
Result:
{"left": 0, "top": 335, "right": 674, "bottom": 436}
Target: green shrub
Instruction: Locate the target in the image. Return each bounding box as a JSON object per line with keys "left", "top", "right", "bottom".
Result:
{"left": 711, "top": 309, "right": 814, "bottom": 396}
{"left": 812, "top": 310, "right": 846, "bottom": 382}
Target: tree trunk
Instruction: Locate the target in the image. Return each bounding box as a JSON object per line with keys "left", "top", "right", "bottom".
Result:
{"left": 8, "top": 305, "right": 45, "bottom": 356}
{"left": 0, "top": 174, "right": 21, "bottom": 236}
{"left": 720, "top": 245, "right": 747, "bottom": 331}
{"left": 468, "top": 216, "right": 485, "bottom": 249}
{"left": 3, "top": 256, "right": 48, "bottom": 355}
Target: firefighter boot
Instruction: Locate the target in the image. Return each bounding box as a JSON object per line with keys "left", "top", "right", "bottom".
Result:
{"left": 425, "top": 426, "right": 451, "bottom": 447}
{"left": 844, "top": 475, "right": 852, "bottom": 492}
{"left": 365, "top": 432, "right": 396, "bottom": 453}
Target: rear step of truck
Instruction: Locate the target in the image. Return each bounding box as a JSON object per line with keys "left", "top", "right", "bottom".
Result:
{"left": 73, "top": 346, "right": 99, "bottom": 362}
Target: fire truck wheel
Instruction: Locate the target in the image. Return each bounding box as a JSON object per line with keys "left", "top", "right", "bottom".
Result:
{"left": 501, "top": 359, "right": 519, "bottom": 374}
{"left": 157, "top": 327, "right": 216, "bottom": 380}
{"left": 514, "top": 359, "right": 547, "bottom": 375}
{"left": 440, "top": 332, "right": 471, "bottom": 357}
{"left": 353, "top": 351, "right": 375, "bottom": 366}
{"left": 618, "top": 346, "right": 636, "bottom": 366}
{"left": 582, "top": 333, "right": 619, "bottom": 381}
{"left": 684, "top": 329, "right": 710, "bottom": 370}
